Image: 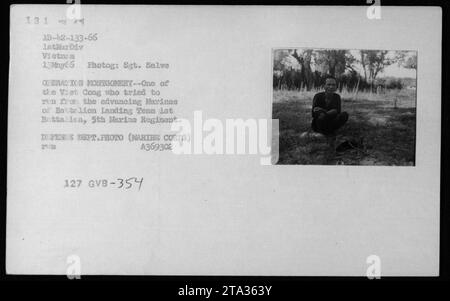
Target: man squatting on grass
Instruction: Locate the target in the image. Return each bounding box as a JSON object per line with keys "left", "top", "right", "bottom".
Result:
{"left": 311, "top": 76, "right": 349, "bottom": 135}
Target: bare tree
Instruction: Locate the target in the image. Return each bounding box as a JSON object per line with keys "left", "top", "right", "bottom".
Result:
{"left": 395, "top": 51, "right": 417, "bottom": 70}
{"left": 313, "top": 50, "right": 348, "bottom": 78}
{"left": 291, "top": 49, "right": 314, "bottom": 90}
{"left": 359, "top": 50, "right": 394, "bottom": 92}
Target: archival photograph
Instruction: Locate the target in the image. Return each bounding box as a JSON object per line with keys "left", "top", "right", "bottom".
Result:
{"left": 272, "top": 48, "right": 417, "bottom": 165}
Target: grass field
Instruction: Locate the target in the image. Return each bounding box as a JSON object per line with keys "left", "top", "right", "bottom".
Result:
{"left": 272, "top": 88, "right": 416, "bottom": 165}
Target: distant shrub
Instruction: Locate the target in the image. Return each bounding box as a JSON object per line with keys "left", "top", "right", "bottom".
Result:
{"left": 385, "top": 78, "right": 403, "bottom": 90}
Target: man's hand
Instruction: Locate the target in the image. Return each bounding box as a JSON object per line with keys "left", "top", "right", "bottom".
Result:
{"left": 326, "top": 109, "right": 338, "bottom": 118}
{"left": 313, "top": 107, "right": 326, "bottom": 114}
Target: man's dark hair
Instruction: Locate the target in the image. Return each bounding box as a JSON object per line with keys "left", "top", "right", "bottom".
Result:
{"left": 324, "top": 75, "right": 337, "bottom": 84}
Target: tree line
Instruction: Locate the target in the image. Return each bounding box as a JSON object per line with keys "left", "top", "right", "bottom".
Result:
{"left": 273, "top": 49, "right": 417, "bottom": 92}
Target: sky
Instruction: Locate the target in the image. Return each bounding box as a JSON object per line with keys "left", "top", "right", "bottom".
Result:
{"left": 381, "top": 63, "right": 417, "bottom": 78}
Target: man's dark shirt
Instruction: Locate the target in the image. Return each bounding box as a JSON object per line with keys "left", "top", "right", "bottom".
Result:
{"left": 311, "top": 92, "right": 342, "bottom": 130}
